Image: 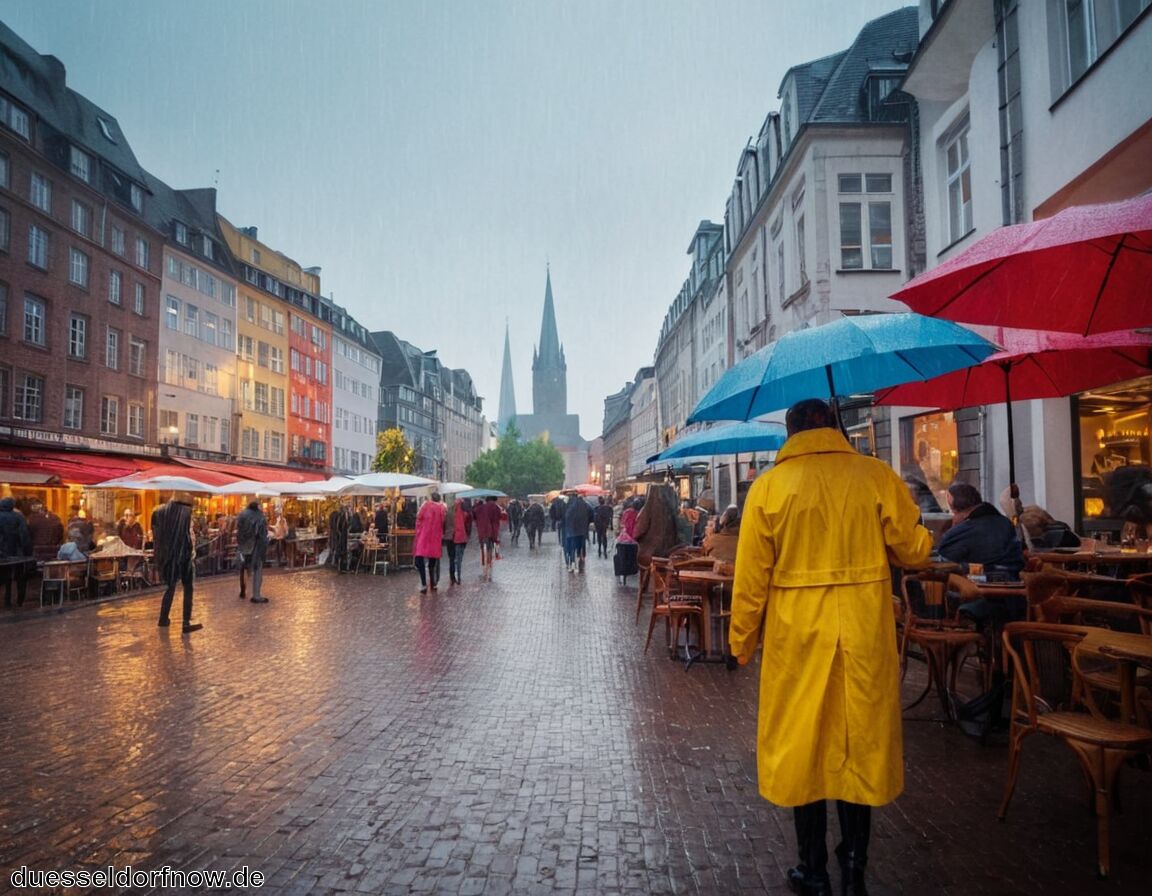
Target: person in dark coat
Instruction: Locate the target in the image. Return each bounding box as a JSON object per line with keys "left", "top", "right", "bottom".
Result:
{"left": 0, "top": 497, "right": 33, "bottom": 607}
{"left": 235, "top": 500, "right": 269, "bottom": 603}
{"left": 26, "top": 501, "right": 64, "bottom": 562}
{"left": 523, "top": 501, "right": 546, "bottom": 549}
{"left": 563, "top": 495, "right": 593, "bottom": 572}
{"left": 67, "top": 506, "right": 95, "bottom": 553}
{"left": 507, "top": 498, "right": 524, "bottom": 544}
{"left": 593, "top": 497, "right": 613, "bottom": 558}
{"left": 374, "top": 503, "right": 390, "bottom": 536}
{"left": 634, "top": 483, "right": 682, "bottom": 564}
{"left": 152, "top": 492, "right": 201, "bottom": 632}
{"left": 549, "top": 496, "right": 566, "bottom": 541}
{"left": 328, "top": 505, "right": 351, "bottom": 572}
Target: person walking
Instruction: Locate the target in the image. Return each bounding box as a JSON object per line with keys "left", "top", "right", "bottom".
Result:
{"left": 507, "top": 498, "right": 524, "bottom": 545}
{"left": 563, "top": 494, "right": 593, "bottom": 573}
{"left": 472, "top": 495, "right": 503, "bottom": 579}
{"left": 593, "top": 497, "right": 613, "bottom": 558}
{"left": 0, "top": 498, "right": 33, "bottom": 608}
{"left": 413, "top": 493, "right": 446, "bottom": 593}
{"left": 729, "top": 399, "right": 932, "bottom": 896}
{"left": 153, "top": 491, "right": 202, "bottom": 633}
{"left": 548, "top": 495, "right": 566, "bottom": 543}
{"left": 523, "top": 500, "right": 546, "bottom": 549}
{"left": 447, "top": 497, "right": 473, "bottom": 585}
{"left": 235, "top": 500, "right": 270, "bottom": 604}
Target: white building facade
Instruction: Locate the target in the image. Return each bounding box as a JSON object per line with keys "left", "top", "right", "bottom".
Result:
{"left": 331, "top": 308, "right": 381, "bottom": 476}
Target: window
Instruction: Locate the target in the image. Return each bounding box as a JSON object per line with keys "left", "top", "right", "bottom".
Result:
{"left": 945, "top": 123, "right": 973, "bottom": 243}
{"left": 23, "top": 294, "right": 45, "bottom": 345}
{"left": 105, "top": 327, "right": 120, "bottom": 370}
{"left": 135, "top": 236, "right": 149, "bottom": 269}
{"left": 0, "top": 207, "right": 8, "bottom": 251}
{"left": 70, "top": 146, "right": 92, "bottom": 182}
{"left": 251, "top": 248, "right": 261, "bottom": 264}
{"left": 255, "top": 382, "right": 269, "bottom": 414}
{"left": 1061, "top": 0, "right": 1151, "bottom": 87}
{"left": 238, "top": 334, "right": 254, "bottom": 361}
{"left": 165, "top": 295, "right": 179, "bottom": 330}
{"left": 270, "top": 386, "right": 285, "bottom": 417}
{"left": 71, "top": 199, "right": 92, "bottom": 236}
{"left": 133, "top": 281, "right": 145, "bottom": 315}
{"left": 0, "top": 282, "right": 7, "bottom": 336}
{"left": 202, "top": 237, "right": 214, "bottom": 260}
{"left": 242, "top": 426, "right": 260, "bottom": 458}
{"left": 202, "top": 311, "right": 218, "bottom": 346}
{"left": 269, "top": 345, "right": 284, "bottom": 373}
{"left": 838, "top": 173, "right": 894, "bottom": 269}
{"left": 111, "top": 226, "right": 125, "bottom": 256}
{"left": 63, "top": 385, "right": 83, "bottom": 430}
{"left": 27, "top": 224, "right": 48, "bottom": 268}
{"left": 795, "top": 216, "right": 807, "bottom": 285}
{"left": 129, "top": 336, "right": 146, "bottom": 376}
{"left": 100, "top": 395, "right": 119, "bottom": 435}
{"left": 186, "top": 413, "right": 198, "bottom": 445}
{"left": 0, "top": 367, "right": 7, "bottom": 417}
{"left": 108, "top": 270, "right": 122, "bottom": 305}
{"left": 14, "top": 373, "right": 43, "bottom": 421}
{"left": 174, "top": 221, "right": 188, "bottom": 245}
{"left": 183, "top": 303, "right": 198, "bottom": 337}
{"left": 130, "top": 183, "right": 143, "bottom": 212}
{"left": 127, "top": 403, "right": 144, "bottom": 438}
{"left": 257, "top": 340, "right": 270, "bottom": 368}
{"left": 69, "top": 248, "right": 90, "bottom": 287}
{"left": 218, "top": 317, "right": 233, "bottom": 350}
{"left": 0, "top": 152, "right": 7, "bottom": 187}
{"left": 30, "top": 172, "right": 51, "bottom": 212}
{"left": 0, "top": 98, "right": 30, "bottom": 139}
{"left": 68, "top": 314, "right": 87, "bottom": 359}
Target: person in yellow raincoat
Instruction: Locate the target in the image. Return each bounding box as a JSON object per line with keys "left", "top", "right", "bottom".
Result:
{"left": 729, "top": 399, "right": 931, "bottom": 896}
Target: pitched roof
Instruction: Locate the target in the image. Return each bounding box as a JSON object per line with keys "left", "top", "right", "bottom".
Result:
{"left": 140, "top": 170, "right": 237, "bottom": 276}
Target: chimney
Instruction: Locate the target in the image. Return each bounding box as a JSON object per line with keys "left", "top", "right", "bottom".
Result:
{"left": 241, "top": 226, "right": 258, "bottom": 239}
{"left": 304, "top": 266, "right": 321, "bottom": 276}
{"left": 42, "top": 55, "right": 67, "bottom": 92}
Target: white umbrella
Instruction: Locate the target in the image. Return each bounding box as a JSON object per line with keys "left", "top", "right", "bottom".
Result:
{"left": 92, "top": 474, "right": 220, "bottom": 494}
{"left": 339, "top": 472, "right": 436, "bottom": 494}
{"left": 215, "top": 480, "right": 296, "bottom": 496}
{"left": 399, "top": 481, "right": 474, "bottom": 497}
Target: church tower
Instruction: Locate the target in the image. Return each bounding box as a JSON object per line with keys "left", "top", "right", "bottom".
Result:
{"left": 497, "top": 322, "right": 517, "bottom": 436}
{"left": 531, "top": 268, "right": 567, "bottom": 415}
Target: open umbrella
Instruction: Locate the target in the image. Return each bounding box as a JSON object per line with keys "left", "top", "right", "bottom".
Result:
{"left": 215, "top": 480, "right": 300, "bottom": 496}
{"left": 875, "top": 328, "right": 1152, "bottom": 488}
{"left": 340, "top": 472, "right": 436, "bottom": 493}
{"left": 647, "top": 420, "right": 788, "bottom": 463}
{"left": 92, "top": 474, "right": 221, "bottom": 493}
{"left": 687, "top": 313, "right": 997, "bottom": 424}
{"left": 569, "top": 483, "right": 606, "bottom": 496}
{"left": 893, "top": 193, "right": 1152, "bottom": 335}
{"left": 456, "top": 488, "right": 507, "bottom": 499}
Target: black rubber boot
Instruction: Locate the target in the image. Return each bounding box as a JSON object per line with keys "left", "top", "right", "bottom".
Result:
{"left": 834, "top": 801, "right": 871, "bottom": 896}
{"left": 788, "top": 801, "right": 832, "bottom": 895}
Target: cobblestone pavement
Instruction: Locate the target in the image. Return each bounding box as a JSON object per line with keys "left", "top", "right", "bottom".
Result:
{"left": 1, "top": 537, "right": 1149, "bottom": 895}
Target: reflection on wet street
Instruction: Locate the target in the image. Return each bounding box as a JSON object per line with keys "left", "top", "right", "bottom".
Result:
{"left": 1, "top": 539, "right": 1149, "bottom": 894}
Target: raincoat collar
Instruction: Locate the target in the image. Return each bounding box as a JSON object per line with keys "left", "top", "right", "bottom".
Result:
{"left": 775, "top": 427, "right": 855, "bottom": 464}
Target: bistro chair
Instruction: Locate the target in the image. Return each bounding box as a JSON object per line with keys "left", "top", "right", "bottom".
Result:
{"left": 87, "top": 556, "right": 120, "bottom": 598}
{"left": 898, "top": 569, "right": 988, "bottom": 717}
{"left": 1023, "top": 570, "right": 1130, "bottom": 616}
{"left": 644, "top": 558, "right": 704, "bottom": 667}
{"left": 998, "top": 622, "right": 1152, "bottom": 878}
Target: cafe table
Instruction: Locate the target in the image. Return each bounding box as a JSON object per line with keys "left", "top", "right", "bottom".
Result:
{"left": 1031, "top": 548, "right": 1152, "bottom": 576}
{"left": 675, "top": 567, "right": 734, "bottom": 664}
{"left": 1075, "top": 628, "right": 1152, "bottom": 727}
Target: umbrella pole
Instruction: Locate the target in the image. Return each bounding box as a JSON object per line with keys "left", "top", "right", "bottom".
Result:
{"left": 1003, "top": 363, "right": 1022, "bottom": 521}
{"left": 825, "top": 366, "right": 847, "bottom": 437}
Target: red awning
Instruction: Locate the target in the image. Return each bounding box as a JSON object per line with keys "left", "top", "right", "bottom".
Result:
{"left": 173, "top": 458, "right": 327, "bottom": 483}
{"left": 0, "top": 448, "right": 144, "bottom": 485}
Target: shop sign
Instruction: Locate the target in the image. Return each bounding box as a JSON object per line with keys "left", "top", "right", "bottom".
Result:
{"left": 0, "top": 424, "right": 163, "bottom": 457}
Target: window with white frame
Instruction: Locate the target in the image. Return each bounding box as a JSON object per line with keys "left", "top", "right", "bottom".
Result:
{"left": 165, "top": 295, "right": 179, "bottom": 330}
{"left": 242, "top": 426, "right": 260, "bottom": 458}
{"left": 69, "top": 248, "right": 90, "bottom": 287}
{"left": 71, "top": 199, "right": 92, "bottom": 236}
{"left": 269, "top": 345, "right": 284, "bottom": 373}
{"left": 174, "top": 221, "right": 188, "bottom": 245}
{"left": 63, "top": 385, "right": 83, "bottom": 430}
{"left": 183, "top": 303, "right": 198, "bottom": 337}
{"left": 135, "top": 236, "right": 149, "bottom": 269}
{"left": 23, "top": 294, "right": 45, "bottom": 345}
{"left": 133, "top": 281, "right": 145, "bottom": 315}
{"left": 129, "top": 336, "right": 146, "bottom": 376}
{"left": 219, "top": 317, "right": 233, "bottom": 350}
{"left": 14, "top": 372, "right": 42, "bottom": 421}
{"left": 108, "top": 269, "right": 122, "bottom": 305}
{"left": 68, "top": 314, "right": 87, "bottom": 359}
{"left": 1060, "top": 0, "right": 1151, "bottom": 88}
{"left": 30, "top": 172, "right": 51, "bottom": 212}
{"left": 111, "top": 226, "right": 125, "bottom": 256}
{"left": 186, "top": 413, "right": 199, "bottom": 445}
{"left": 945, "top": 121, "right": 973, "bottom": 244}
{"left": 127, "top": 402, "right": 144, "bottom": 438}
{"left": 101, "top": 395, "right": 119, "bottom": 435}
{"left": 27, "top": 224, "right": 48, "bottom": 268}
{"left": 0, "top": 98, "right": 30, "bottom": 139}
{"left": 70, "top": 146, "right": 91, "bottom": 182}
{"left": 795, "top": 215, "right": 807, "bottom": 285}
{"left": 838, "top": 173, "right": 894, "bottom": 269}
{"left": 130, "top": 183, "right": 143, "bottom": 212}
{"left": 105, "top": 327, "right": 120, "bottom": 370}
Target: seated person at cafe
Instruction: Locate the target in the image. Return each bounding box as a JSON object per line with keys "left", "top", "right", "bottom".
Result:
{"left": 939, "top": 482, "right": 1026, "bottom": 624}
{"left": 117, "top": 509, "right": 145, "bottom": 549}
{"left": 702, "top": 505, "right": 740, "bottom": 563}
{"left": 57, "top": 527, "right": 89, "bottom": 561}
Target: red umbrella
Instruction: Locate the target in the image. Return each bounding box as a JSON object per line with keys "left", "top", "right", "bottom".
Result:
{"left": 892, "top": 193, "right": 1152, "bottom": 336}
{"left": 570, "top": 483, "right": 606, "bottom": 497}
{"left": 874, "top": 328, "right": 1152, "bottom": 487}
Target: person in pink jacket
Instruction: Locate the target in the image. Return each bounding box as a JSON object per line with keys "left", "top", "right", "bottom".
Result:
{"left": 413, "top": 493, "right": 447, "bottom": 593}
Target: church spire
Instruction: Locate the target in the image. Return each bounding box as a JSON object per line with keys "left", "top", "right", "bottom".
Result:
{"left": 497, "top": 321, "right": 517, "bottom": 436}
{"left": 532, "top": 266, "right": 567, "bottom": 416}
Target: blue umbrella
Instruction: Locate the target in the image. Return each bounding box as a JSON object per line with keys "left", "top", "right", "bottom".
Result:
{"left": 687, "top": 313, "right": 997, "bottom": 424}
{"left": 646, "top": 420, "right": 788, "bottom": 463}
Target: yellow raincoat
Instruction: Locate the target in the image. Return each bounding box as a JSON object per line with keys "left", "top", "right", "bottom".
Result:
{"left": 729, "top": 427, "right": 931, "bottom": 807}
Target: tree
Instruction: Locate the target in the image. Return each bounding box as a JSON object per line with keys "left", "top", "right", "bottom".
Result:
{"left": 464, "top": 422, "right": 564, "bottom": 496}
{"left": 372, "top": 427, "right": 415, "bottom": 473}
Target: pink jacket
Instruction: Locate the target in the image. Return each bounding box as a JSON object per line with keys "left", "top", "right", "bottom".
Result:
{"left": 413, "top": 500, "right": 447, "bottom": 558}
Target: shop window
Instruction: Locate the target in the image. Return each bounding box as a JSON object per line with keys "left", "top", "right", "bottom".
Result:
{"left": 1077, "top": 378, "right": 1151, "bottom": 527}
{"left": 900, "top": 411, "right": 959, "bottom": 513}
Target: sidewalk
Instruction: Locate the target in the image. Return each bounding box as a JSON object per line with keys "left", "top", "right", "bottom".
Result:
{"left": 0, "top": 538, "right": 1148, "bottom": 894}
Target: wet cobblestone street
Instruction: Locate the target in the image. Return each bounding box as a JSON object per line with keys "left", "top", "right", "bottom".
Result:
{"left": 1, "top": 538, "right": 1149, "bottom": 894}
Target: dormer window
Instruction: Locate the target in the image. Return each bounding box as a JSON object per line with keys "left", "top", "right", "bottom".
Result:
{"left": 174, "top": 221, "right": 188, "bottom": 244}
{"left": 97, "top": 116, "right": 116, "bottom": 143}
{"left": 70, "top": 146, "right": 92, "bottom": 182}
{"left": 202, "top": 236, "right": 214, "bottom": 260}
{"left": 0, "top": 96, "right": 30, "bottom": 140}
{"left": 864, "top": 73, "right": 903, "bottom": 120}
{"left": 130, "top": 183, "right": 143, "bottom": 212}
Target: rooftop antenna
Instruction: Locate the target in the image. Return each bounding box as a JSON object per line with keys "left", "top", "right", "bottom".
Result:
{"left": 213, "top": 169, "right": 220, "bottom": 187}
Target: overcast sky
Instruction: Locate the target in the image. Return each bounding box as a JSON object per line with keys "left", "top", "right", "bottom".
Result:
{"left": 2, "top": 0, "right": 912, "bottom": 436}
